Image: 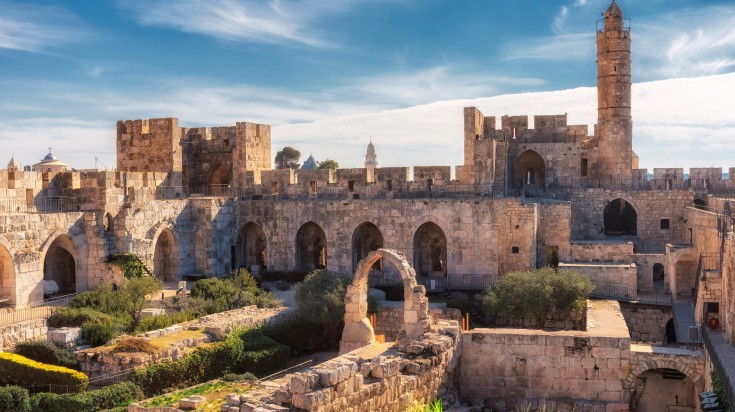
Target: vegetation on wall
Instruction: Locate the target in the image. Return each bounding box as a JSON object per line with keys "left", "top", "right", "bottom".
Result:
{"left": 482, "top": 267, "right": 593, "bottom": 326}
{"left": 107, "top": 254, "right": 147, "bottom": 279}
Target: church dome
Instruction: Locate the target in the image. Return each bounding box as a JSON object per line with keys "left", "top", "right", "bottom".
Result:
{"left": 302, "top": 154, "right": 318, "bottom": 170}
{"left": 43, "top": 149, "right": 57, "bottom": 161}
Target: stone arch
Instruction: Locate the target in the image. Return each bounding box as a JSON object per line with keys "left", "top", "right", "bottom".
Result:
{"left": 42, "top": 234, "right": 79, "bottom": 296}
{"left": 625, "top": 360, "right": 702, "bottom": 390}
{"left": 296, "top": 221, "right": 327, "bottom": 272}
{"left": 351, "top": 222, "right": 384, "bottom": 273}
{"left": 236, "top": 221, "right": 268, "bottom": 274}
{"left": 340, "top": 248, "right": 431, "bottom": 354}
{"left": 653, "top": 262, "right": 664, "bottom": 282}
{"left": 413, "top": 222, "right": 447, "bottom": 277}
{"left": 153, "top": 228, "right": 180, "bottom": 281}
{"left": 604, "top": 198, "right": 637, "bottom": 236}
{"left": 206, "top": 164, "right": 231, "bottom": 195}
{"left": 0, "top": 243, "right": 15, "bottom": 305}
{"left": 514, "top": 150, "right": 545, "bottom": 188}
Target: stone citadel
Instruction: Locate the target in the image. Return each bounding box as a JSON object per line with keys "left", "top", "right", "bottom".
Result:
{"left": 0, "top": 2, "right": 733, "bottom": 410}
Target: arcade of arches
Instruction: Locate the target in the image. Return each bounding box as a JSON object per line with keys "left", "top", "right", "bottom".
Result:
{"left": 235, "top": 222, "right": 267, "bottom": 273}
{"left": 43, "top": 235, "right": 77, "bottom": 296}
{"left": 604, "top": 198, "right": 637, "bottom": 236}
{"left": 296, "top": 222, "right": 327, "bottom": 272}
{"left": 514, "top": 150, "right": 546, "bottom": 188}
{"left": 413, "top": 222, "right": 447, "bottom": 277}
{"left": 154, "top": 228, "right": 180, "bottom": 281}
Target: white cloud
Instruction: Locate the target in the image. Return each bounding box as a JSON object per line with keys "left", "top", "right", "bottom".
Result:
{"left": 119, "top": 0, "right": 372, "bottom": 47}
{"left": 0, "top": 2, "right": 83, "bottom": 52}
{"left": 503, "top": 3, "right": 735, "bottom": 80}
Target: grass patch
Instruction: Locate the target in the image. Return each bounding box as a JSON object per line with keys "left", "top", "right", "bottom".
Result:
{"left": 150, "top": 329, "right": 207, "bottom": 349}
{"left": 140, "top": 380, "right": 249, "bottom": 410}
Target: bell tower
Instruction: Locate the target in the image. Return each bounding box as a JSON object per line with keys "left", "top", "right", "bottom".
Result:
{"left": 596, "top": 1, "right": 633, "bottom": 179}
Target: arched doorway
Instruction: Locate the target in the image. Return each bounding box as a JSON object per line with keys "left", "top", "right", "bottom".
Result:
{"left": 0, "top": 245, "right": 15, "bottom": 305}
{"left": 153, "top": 228, "right": 180, "bottom": 281}
{"left": 206, "top": 164, "right": 231, "bottom": 195}
{"left": 236, "top": 222, "right": 267, "bottom": 274}
{"left": 693, "top": 198, "right": 706, "bottom": 210}
{"left": 514, "top": 150, "right": 545, "bottom": 188}
{"left": 630, "top": 368, "right": 695, "bottom": 412}
{"left": 340, "top": 248, "right": 431, "bottom": 354}
{"left": 43, "top": 235, "right": 78, "bottom": 296}
{"left": 351, "top": 222, "right": 384, "bottom": 273}
{"left": 604, "top": 198, "right": 637, "bottom": 236}
{"left": 413, "top": 222, "right": 447, "bottom": 277}
{"left": 296, "top": 222, "right": 327, "bottom": 272}
{"left": 653, "top": 263, "right": 665, "bottom": 291}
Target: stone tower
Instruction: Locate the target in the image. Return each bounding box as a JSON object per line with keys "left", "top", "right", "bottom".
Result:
{"left": 596, "top": 1, "right": 633, "bottom": 179}
{"left": 365, "top": 138, "right": 378, "bottom": 183}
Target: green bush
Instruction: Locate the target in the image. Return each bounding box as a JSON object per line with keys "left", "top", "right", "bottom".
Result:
{"left": 0, "top": 385, "right": 30, "bottom": 412}
{"left": 294, "top": 271, "right": 348, "bottom": 344}
{"left": 28, "top": 382, "right": 142, "bottom": 412}
{"left": 189, "top": 269, "right": 278, "bottom": 312}
{"left": 0, "top": 352, "right": 88, "bottom": 391}
{"left": 260, "top": 315, "right": 331, "bottom": 355}
{"left": 108, "top": 254, "right": 146, "bottom": 279}
{"left": 14, "top": 341, "right": 78, "bottom": 370}
{"left": 82, "top": 319, "right": 120, "bottom": 347}
{"left": 48, "top": 308, "right": 112, "bottom": 328}
{"left": 482, "top": 267, "right": 593, "bottom": 325}
{"left": 133, "top": 311, "right": 197, "bottom": 334}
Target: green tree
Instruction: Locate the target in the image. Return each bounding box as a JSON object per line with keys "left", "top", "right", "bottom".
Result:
{"left": 482, "top": 267, "right": 593, "bottom": 326}
{"left": 274, "top": 146, "right": 301, "bottom": 170}
{"left": 294, "top": 271, "right": 348, "bottom": 345}
{"left": 317, "top": 159, "right": 339, "bottom": 170}
{"left": 121, "top": 277, "right": 164, "bottom": 326}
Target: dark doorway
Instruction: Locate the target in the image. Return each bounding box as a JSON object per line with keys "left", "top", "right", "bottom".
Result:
{"left": 43, "top": 235, "right": 77, "bottom": 296}
{"left": 296, "top": 222, "right": 327, "bottom": 272}
{"left": 693, "top": 198, "right": 706, "bottom": 210}
{"left": 604, "top": 198, "right": 637, "bottom": 236}
{"left": 514, "top": 150, "right": 546, "bottom": 188}
{"left": 351, "top": 222, "right": 384, "bottom": 273}
{"left": 236, "top": 222, "right": 267, "bottom": 274}
{"left": 413, "top": 222, "right": 447, "bottom": 277}
{"left": 665, "top": 318, "right": 676, "bottom": 344}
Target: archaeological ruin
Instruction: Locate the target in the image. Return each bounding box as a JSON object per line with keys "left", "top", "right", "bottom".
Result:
{"left": 1, "top": 2, "right": 734, "bottom": 411}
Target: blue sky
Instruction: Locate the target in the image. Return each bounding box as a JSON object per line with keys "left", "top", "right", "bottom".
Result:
{"left": 1, "top": 0, "right": 734, "bottom": 171}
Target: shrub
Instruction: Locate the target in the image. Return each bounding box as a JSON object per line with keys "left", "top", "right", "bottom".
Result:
{"left": 190, "top": 270, "right": 278, "bottom": 312}
{"left": 108, "top": 254, "right": 146, "bottom": 279}
{"left": 28, "top": 382, "right": 142, "bottom": 412}
{"left": 13, "top": 341, "right": 78, "bottom": 370}
{"left": 82, "top": 319, "right": 120, "bottom": 347}
{"left": 0, "top": 385, "right": 30, "bottom": 412}
{"left": 0, "top": 352, "right": 88, "bottom": 391}
{"left": 482, "top": 267, "right": 593, "bottom": 326}
{"left": 48, "top": 308, "right": 112, "bottom": 328}
{"left": 190, "top": 277, "right": 239, "bottom": 302}
{"left": 133, "top": 311, "right": 197, "bottom": 334}
{"left": 260, "top": 315, "right": 331, "bottom": 355}
{"left": 111, "top": 337, "right": 157, "bottom": 355}
{"left": 294, "top": 271, "right": 348, "bottom": 343}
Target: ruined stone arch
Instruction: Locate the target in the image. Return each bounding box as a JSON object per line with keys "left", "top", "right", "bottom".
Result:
{"left": 295, "top": 221, "right": 327, "bottom": 272}
{"left": 152, "top": 227, "right": 180, "bottom": 282}
{"left": 412, "top": 221, "right": 448, "bottom": 277}
{"left": 603, "top": 197, "right": 637, "bottom": 236}
{"left": 514, "top": 149, "right": 546, "bottom": 188}
{"left": 41, "top": 233, "right": 80, "bottom": 296}
{"left": 340, "top": 248, "right": 431, "bottom": 354}
{"left": 235, "top": 221, "right": 268, "bottom": 274}
{"left": 351, "top": 221, "right": 384, "bottom": 273}
{"left": 625, "top": 360, "right": 702, "bottom": 391}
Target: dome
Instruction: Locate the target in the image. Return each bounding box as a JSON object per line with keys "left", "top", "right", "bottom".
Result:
{"left": 302, "top": 154, "right": 318, "bottom": 170}
{"left": 42, "top": 148, "right": 57, "bottom": 161}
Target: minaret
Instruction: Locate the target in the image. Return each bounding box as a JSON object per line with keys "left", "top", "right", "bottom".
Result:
{"left": 365, "top": 138, "right": 378, "bottom": 183}
{"left": 596, "top": 1, "right": 633, "bottom": 179}
{"left": 7, "top": 156, "right": 19, "bottom": 172}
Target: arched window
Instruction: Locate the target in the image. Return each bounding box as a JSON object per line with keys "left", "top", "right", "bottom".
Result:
{"left": 603, "top": 198, "right": 637, "bottom": 236}
{"left": 514, "top": 150, "right": 546, "bottom": 188}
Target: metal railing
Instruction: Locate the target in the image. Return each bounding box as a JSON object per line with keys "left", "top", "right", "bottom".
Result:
{"left": 0, "top": 196, "right": 81, "bottom": 214}
{"left": 258, "top": 359, "right": 315, "bottom": 382}
{"left": 367, "top": 273, "right": 497, "bottom": 291}
{"left": 589, "top": 281, "right": 637, "bottom": 301}
{"left": 702, "top": 326, "right": 735, "bottom": 409}
{"left": 0, "top": 293, "right": 76, "bottom": 327}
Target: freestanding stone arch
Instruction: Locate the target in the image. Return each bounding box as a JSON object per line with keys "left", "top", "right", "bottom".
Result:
{"left": 340, "top": 248, "right": 431, "bottom": 354}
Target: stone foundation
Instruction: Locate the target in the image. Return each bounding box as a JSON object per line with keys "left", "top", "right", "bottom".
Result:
{"left": 373, "top": 302, "right": 462, "bottom": 342}
{"left": 0, "top": 318, "right": 47, "bottom": 349}
{"left": 620, "top": 303, "right": 671, "bottom": 344}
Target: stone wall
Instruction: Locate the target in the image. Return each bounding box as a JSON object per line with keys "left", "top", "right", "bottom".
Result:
{"left": 373, "top": 303, "right": 462, "bottom": 342}
{"left": 559, "top": 262, "right": 637, "bottom": 299}
{"left": 629, "top": 253, "right": 665, "bottom": 293}
{"left": 0, "top": 318, "right": 47, "bottom": 349}
{"left": 460, "top": 300, "right": 631, "bottom": 411}
{"left": 619, "top": 303, "right": 671, "bottom": 344}
{"left": 570, "top": 241, "right": 633, "bottom": 263}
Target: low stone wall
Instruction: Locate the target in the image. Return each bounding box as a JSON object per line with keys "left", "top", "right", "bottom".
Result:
{"left": 560, "top": 262, "right": 637, "bottom": 299}
{"left": 570, "top": 241, "right": 634, "bottom": 263}
{"left": 0, "top": 318, "right": 47, "bottom": 349}
{"left": 374, "top": 302, "right": 462, "bottom": 342}
{"left": 211, "top": 319, "right": 462, "bottom": 412}
{"left": 620, "top": 302, "right": 671, "bottom": 344}
{"left": 460, "top": 300, "right": 631, "bottom": 412}
{"left": 77, "top": 305, "right": 290, "bottom": 377}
